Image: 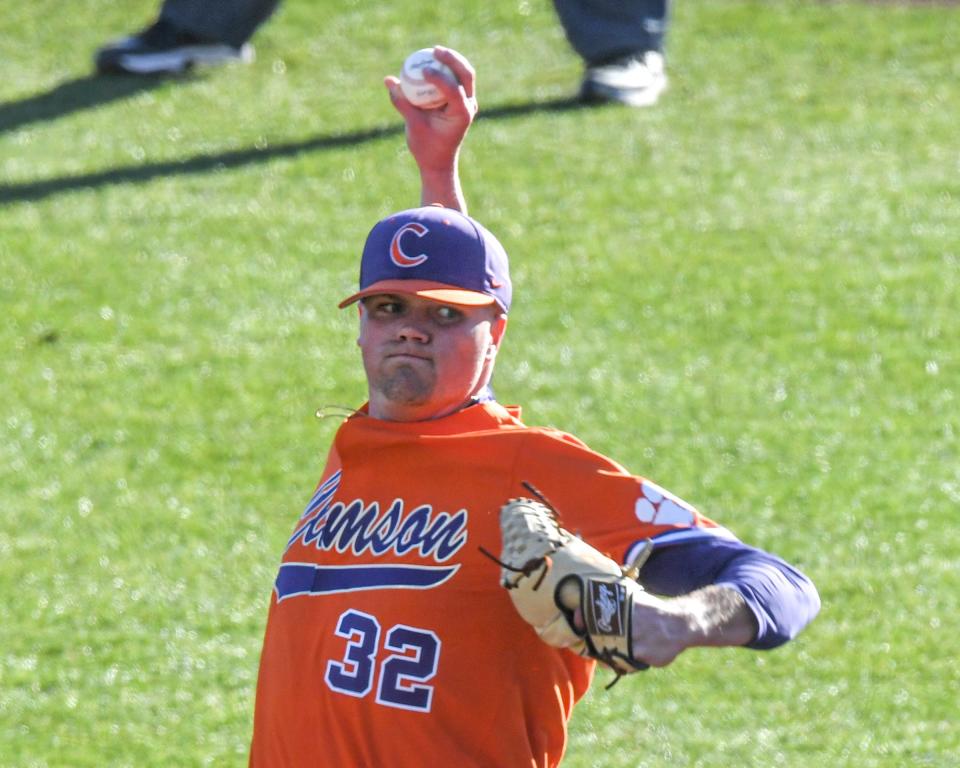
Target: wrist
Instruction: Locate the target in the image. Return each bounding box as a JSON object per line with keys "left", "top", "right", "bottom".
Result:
{"left": 627, "top": 592, "right": 700, "bottom": 666}
{"left": 419, "top": 162, "right": 465, "bottom": 212}
{"left": 419, "top": 163, "right": 458, "bottom": 187}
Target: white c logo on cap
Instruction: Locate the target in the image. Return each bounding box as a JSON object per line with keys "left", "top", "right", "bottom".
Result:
{"left": 390, "top": 223, "right": 429, "bottom": 267}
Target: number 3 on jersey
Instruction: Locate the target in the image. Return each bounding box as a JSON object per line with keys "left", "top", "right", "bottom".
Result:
{"left": 324, "top": 609, "right": 441, "bottom": 713}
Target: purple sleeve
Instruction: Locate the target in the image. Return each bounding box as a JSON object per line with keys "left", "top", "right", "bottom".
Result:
{"left": 637, "top": 536, "right": 820, "bottom": 650}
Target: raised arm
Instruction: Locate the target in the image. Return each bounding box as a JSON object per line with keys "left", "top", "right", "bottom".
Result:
{"left": 384, "top": 46, "right": 478, "bottom": 213}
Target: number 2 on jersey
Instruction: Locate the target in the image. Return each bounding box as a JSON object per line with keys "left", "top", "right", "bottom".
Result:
{"left": 324, "top": 609, "right": 440, "bottom": 713}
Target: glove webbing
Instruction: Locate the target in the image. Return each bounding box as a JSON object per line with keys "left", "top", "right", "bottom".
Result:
{"left": 477, "top": 481, "right": 560, "bottom": 587}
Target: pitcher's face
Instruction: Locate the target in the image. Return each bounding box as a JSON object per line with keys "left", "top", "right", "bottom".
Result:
{"left": 358, "top": 294, "right": 506, "bottom": 421}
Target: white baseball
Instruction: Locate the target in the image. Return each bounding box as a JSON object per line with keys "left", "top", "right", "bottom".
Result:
{"left": 399, "top": 48, "right": 458, "bottom": 110}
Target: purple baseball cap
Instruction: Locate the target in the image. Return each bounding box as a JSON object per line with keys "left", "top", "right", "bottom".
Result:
{"left": 338, "top": 205, "right": 512, "bottom": 313}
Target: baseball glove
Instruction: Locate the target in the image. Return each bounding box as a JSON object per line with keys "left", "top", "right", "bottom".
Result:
{"left": 492, "top": 492, "right": 653, "bottom": 679}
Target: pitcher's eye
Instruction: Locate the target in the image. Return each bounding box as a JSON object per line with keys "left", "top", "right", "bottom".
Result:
{"left": 363, "top": 296, "right": 406, "bottom": 316}
{"left": 435, "top": 305, "right": 464, "bottom": 323}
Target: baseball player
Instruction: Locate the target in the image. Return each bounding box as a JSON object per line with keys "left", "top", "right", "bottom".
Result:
{"left": 248, "top": 49, "right": 819, "bottom": 767}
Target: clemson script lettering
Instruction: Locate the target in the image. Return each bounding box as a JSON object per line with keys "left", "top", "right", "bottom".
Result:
{"left": 286, "top": 495, "right": 468, "bottom": 563}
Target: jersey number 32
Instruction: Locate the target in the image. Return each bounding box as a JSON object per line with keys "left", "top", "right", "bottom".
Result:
{"left": 325, "top": 609, "right": 440, "bottom": 713}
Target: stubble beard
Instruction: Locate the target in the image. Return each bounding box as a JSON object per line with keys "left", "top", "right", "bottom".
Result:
{"left": 377, "top": 362, "right": 434, "bottom": 406}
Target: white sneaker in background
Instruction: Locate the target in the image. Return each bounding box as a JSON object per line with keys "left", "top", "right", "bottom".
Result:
{"left": 580, "top": 51, "right": 668, "bottom": 108}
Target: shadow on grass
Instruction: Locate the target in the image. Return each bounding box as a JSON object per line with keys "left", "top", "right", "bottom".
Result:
{"left": 0, "top": 94, "right": 588, "bottom": 205}
{"left": 0, "top": 74, "right": 176, "bottom": 136}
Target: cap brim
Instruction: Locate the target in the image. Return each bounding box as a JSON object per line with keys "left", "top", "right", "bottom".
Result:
{"left": 338, "top": 279, "right": 497, "bottom": 309}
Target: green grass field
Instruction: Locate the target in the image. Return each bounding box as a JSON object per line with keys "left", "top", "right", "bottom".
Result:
{"left": 2, "top": 1, "right": 958, "bottom": 765}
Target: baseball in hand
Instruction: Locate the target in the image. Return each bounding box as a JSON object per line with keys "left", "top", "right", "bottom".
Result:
{"left": 399, "top": 48, "right": 459, "bottom": 109}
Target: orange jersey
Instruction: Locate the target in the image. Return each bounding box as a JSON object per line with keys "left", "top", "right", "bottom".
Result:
{"left": 249, "top": 402, "right": 727, "bottom": 767}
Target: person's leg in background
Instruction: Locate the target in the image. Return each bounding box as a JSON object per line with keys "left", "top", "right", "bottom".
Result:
{"left": 95, "top": 0, "right": 281, "bottom": 75}
{"left": 553, "top": 0, "right": 669, "bottom": 107}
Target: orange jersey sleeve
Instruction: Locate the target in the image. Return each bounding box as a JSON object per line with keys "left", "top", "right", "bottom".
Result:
{"left": 508, "top": 425, "right": 733, "bottom": 566}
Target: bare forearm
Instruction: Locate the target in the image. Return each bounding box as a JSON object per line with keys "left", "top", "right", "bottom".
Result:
{"left": 420, "top": 161, "right": 466, "bottom": 213}
{"left": 670, "top": 585, "right": 758, "bottom": 648}
{"left": 639, "top": 538, "right": 820, "bottom": 650}
{"left": 629, "top": 585, "right": 757, "bottom": 667}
